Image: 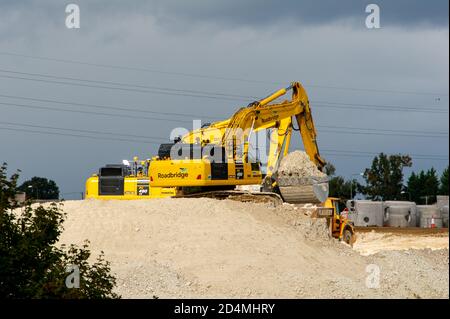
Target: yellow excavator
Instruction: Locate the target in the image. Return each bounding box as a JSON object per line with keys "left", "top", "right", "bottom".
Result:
{"left": 85, "top": 82, "right": 355, "bottom": 244}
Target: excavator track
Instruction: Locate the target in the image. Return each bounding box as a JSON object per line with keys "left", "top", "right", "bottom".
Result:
{"left": 176, "top": 190, "right": 284, "bottom": 206}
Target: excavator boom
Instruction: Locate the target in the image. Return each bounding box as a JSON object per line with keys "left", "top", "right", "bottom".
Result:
{"left": 181, "top": 82, "right": 325, "bottom": 172}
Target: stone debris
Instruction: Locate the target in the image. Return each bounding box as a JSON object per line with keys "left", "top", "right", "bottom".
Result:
{"left": 278, "top": 150, "right": 327, "bottom": 179}
{"left": 40, "top": 198, "right": 449, "bottom": 299}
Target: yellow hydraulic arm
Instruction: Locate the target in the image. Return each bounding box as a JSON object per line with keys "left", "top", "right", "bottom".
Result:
{"left": 181, "top": 82, "right": 326, "bottom": 174}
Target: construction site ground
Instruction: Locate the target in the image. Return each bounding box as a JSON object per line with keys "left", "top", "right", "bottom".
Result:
{"left": 355, "top": 227, "right": 448, "bottom": 235}
{"left": 51, "top": 198, "right": 449, "bottom": 299}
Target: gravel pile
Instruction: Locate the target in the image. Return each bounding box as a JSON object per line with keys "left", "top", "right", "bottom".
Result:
{"left": 48, "top": 198, "right": 448, "bottom": 299}
{"left": 276, "top": 151, "right": 329, "bottom": 203}
{"left": 278, "top": 151, "right": 326, "bottom": 178}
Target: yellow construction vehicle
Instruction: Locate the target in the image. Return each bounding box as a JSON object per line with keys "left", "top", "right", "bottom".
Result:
{"left": 317, "top": 197, "right": 356, "bottom": 245}
{"left": 86, "top": 82, "right": 325, "bottom": 201}
{"left": 85, "top": 81, "right": 355, "bottom": 242}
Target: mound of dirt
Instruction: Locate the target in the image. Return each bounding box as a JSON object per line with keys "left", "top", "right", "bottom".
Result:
{"left": 278, "top": 151, "right": 326, "bottom": 178}
{"left": 45, "top": 198, "right": 450, "bottom": 299}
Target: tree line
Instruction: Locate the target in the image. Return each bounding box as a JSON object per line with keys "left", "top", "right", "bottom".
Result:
{"left": 328, "top": 153, "right": 449, "bottom": 203}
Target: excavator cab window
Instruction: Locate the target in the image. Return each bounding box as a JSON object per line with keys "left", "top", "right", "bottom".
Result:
{"left": 100, "top": 167, "right": 123, "bottom": 177}
{"left": 333, "top": 200, "right": 345, "bottom": 215}
{"left": 251, "top": 162, "right": 261, "bottom": 171}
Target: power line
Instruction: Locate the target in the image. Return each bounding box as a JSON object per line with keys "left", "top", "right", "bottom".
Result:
{"left": 0, "top": 126, "right": 162, "bottom": 145}
{"left": 313, "top": 104, "right": 447, "bottom": 114}
{"left": 314, "top": 104, "right": 448, "bottom": 114}
{"left": 0, "top": 123, "right": 448, "bottom": 161}
{"left": 1, "top": 101, "right": 448, "bottom": 138}
{"left": 0, "top": 121, "right": 167, "bottom": 142}
{"left": 319, "top": 129, "right": 448, "bottom": 139}
{"left": 314, "top": 101, "right": 448, "bottom": 113}
{"left": 308, "top": 85, "right": 448, "bottom": 97}
{"left": 1, "top": 51, "right": 448, "bottom": 97}
{"left": 1, "top": 68, "right": 448, "bottom": 112}
{"left": 1, "top": 70, "right": 447, "bottom": 115}
{"left": 0, "top": 74, "right": 244, "bottom": 102}
{"left": 0, "top": 101, "right": 194, "bottom": 124}
{"left": 0, "top": 75, "right": 448, "bottom": 114}
{"left": 0, "top": 93, "right": 218, "bottom": 120}
{"left": 319, "top": 125, "right": 448, "bottom": 136}
{"left": 0, "top": 52, "right": 279, "bottom": 85}
{"left": 0, "top": 68, "right": 256, "bottom": 100}
{"left": 1, "top": 93, "right": 448, "bottom": 132}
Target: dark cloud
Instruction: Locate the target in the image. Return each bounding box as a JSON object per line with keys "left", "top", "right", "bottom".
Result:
{"left": 2, "top": 0, "right": 449, "bottom": 29}
{"left": 147, "top": 0, "right": 449, "bottom": 28}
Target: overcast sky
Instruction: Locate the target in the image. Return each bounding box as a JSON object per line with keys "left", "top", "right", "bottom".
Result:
{"left": 0, "top": 0, "right": 448, "bottom": 198}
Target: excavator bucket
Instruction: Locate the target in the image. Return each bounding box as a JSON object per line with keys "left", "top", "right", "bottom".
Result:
{"left": 277, "top": 175, "right": 329, "bottom": 204}
{"left": 273, "top": 151, "right": 329, "bottom": 204}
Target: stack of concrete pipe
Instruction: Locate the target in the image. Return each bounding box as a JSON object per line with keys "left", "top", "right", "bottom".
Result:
{"left": 346, "top": 200, "right": 384, "bottom": 227}
{"left": 436, "top": 196, "right": 449, "bottom": 228}
{"left": 417, "top": 205, "right": 443, "bottom": 228}
{"left": 346, "top": 199, "right": 448, "bottom": 228}
{"left": 383, "top": 201, "right": 417, "bottom": 227}
{"left": 441, "top": 206, "right": 449, "bottom": 228}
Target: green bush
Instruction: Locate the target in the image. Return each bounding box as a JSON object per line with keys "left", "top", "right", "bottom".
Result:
{"left": 0, "top": 163, "right": 119, "bottom": 299}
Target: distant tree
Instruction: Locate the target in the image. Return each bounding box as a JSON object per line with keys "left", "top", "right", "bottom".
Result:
{"left": 329, "top": 176, "right": 358, "bottom": 200}
{"left": 406, "top": 168, "right": 440, "bottom": 204}
{"left": 423, "top": 168, "right": 439, "bottom": 203}
{"left": 325, "top": 163, "right": 359, "bottom": 200}
{"left": 361, "top": 153, "right": 412, "bottom": 201}
{"left": 18, "top": 177, "right": 59, "bottom": 200}
{"left": 406, "top": 171, "right": 421, "bottom": 203}
{"left": 439, "top": 166, "right": 449, "bottom": 195}
{"left": 324, "top": 162, "right": 336, "bottom": 176}
{"left": 0, "top": 163, "right": 119, "bottom": 299}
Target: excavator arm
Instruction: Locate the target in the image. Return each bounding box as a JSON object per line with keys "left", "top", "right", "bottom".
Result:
{"left": 181, "top": 82, "right": 326, "bottom": 172}
{"left": 266, "top": 116, "right": 292, "bottom": 176}
{"left": 292, "top": 83, "right": 326, "bottom": 170}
